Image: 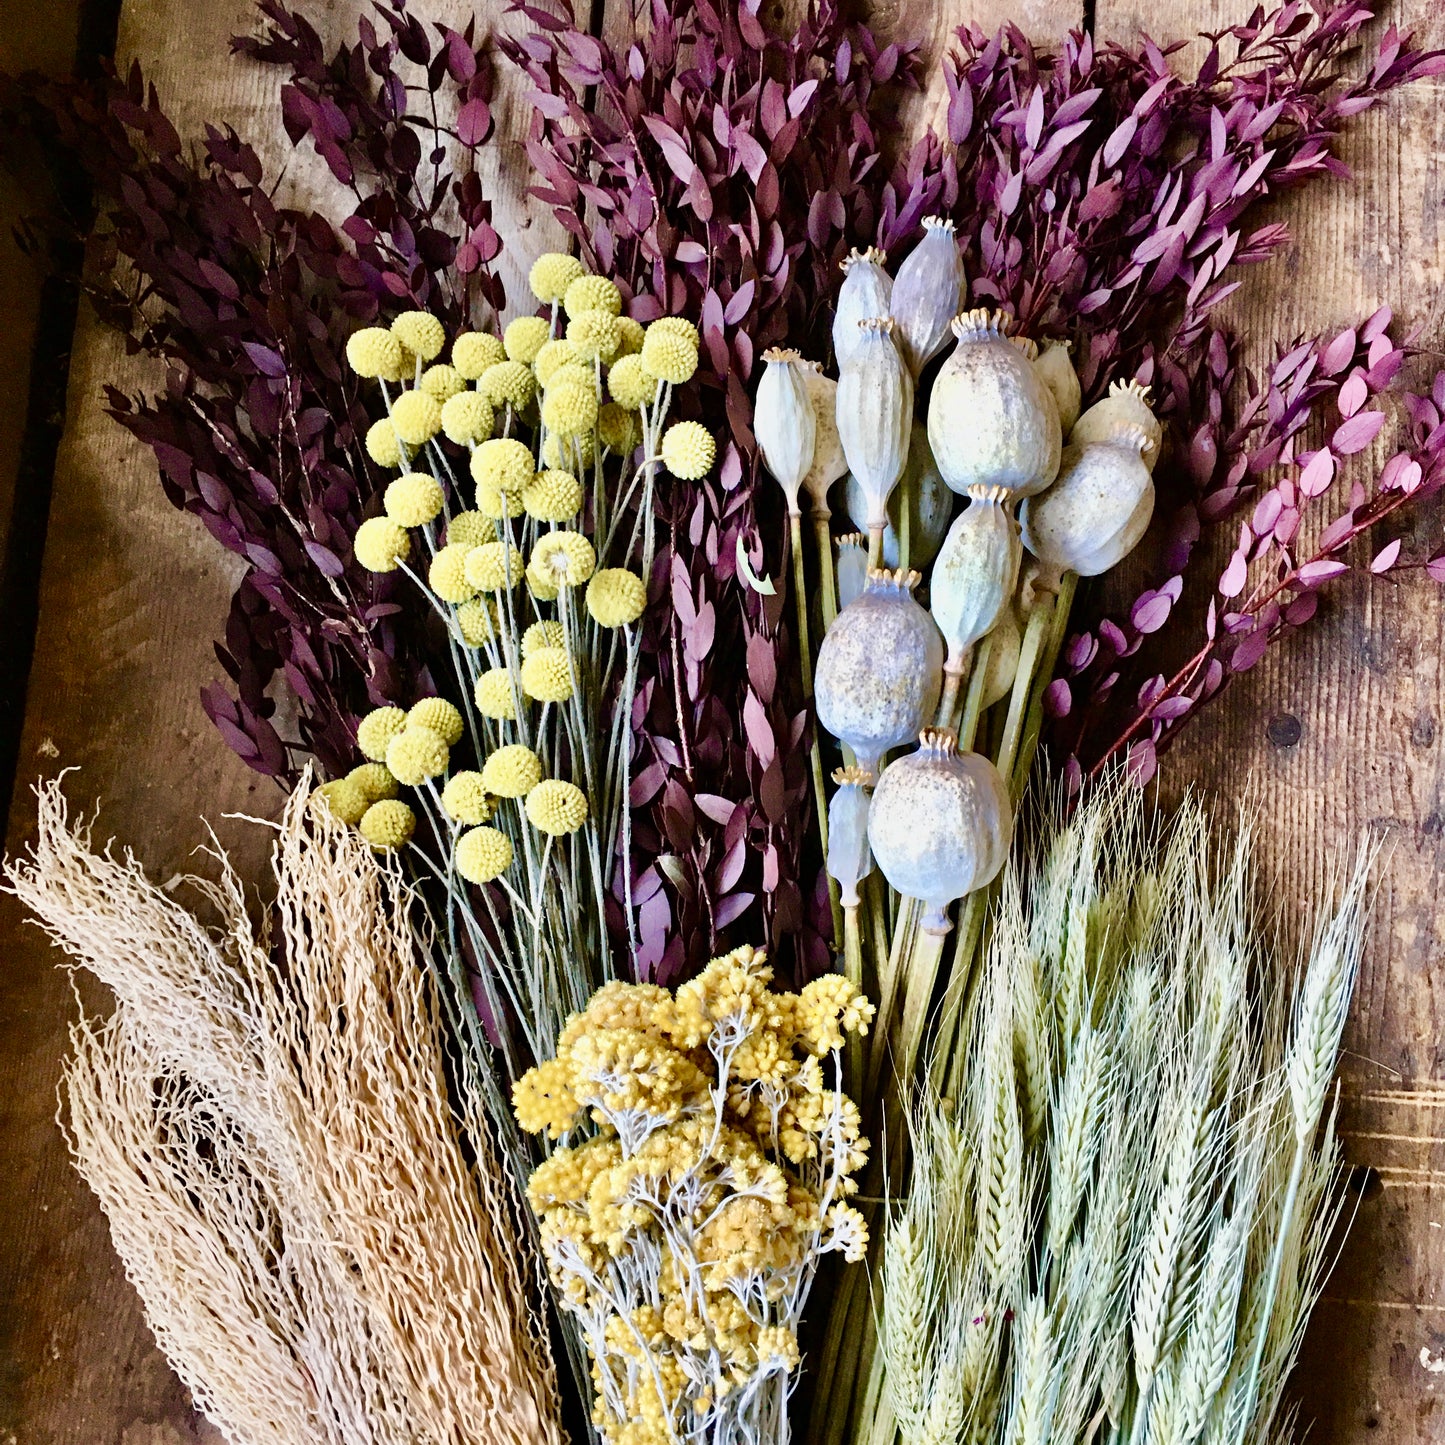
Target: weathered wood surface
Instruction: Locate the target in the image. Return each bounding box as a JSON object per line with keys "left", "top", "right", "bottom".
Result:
{"left": 1, "top": 0, "right": 1442, "bottom": 1440}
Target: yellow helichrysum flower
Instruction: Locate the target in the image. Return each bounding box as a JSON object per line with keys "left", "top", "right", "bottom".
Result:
{"left": 475, "top": 668, "right": 518, "bottom": 720}
{"left": 795, "top": 974, "right": 876, "bottom": 1055}
{"left": 649, "top": 316, "right": 701, "bottom": 348}
{"left": 607, "top": 354, "right": 660, "bottom": 410}
{"left": 563, "top": 274, "right": 622, "bottom": 319}
{"left": 347, "top": 762, "right": 398, "bottom": 803}
{"left": 391, "top": 311, "right": 446, "bottom": 362}
{"left": 522, "top": 619, "right": 566, "bottom": 658}
{"left": 481, "top": 743, "right": 543, "bottom": 798}
{"left": 521, "top": 647, "right": 574, "bottom": 703}
{"left": 513, "top": 1057, "right": 581, "bottom": 1138}
{"left": 641, "top": 326, "right": 699, "bottom": 384}
{"left": 542, "top": 430, "right": 594, "bottom": 471}
{"left": 456, "top": 825, "right": 513, "bottom": 884}
{"left": 386, "top": 725, "right": 449, "bottom": 786}
{"left": 407, "top": 696, "right": 464, "bottom": 746}
{"left": 541, "top": 379, "right": 599, "bottom": 437}
{"left": 357, "top": 706, "right": 407, "bottom": 761}
{"left": 586, "top": 568, "right": 647, "bottom": 628}
{"left": 533, "top": 337, "right": 579, "bottom": 386}
{"left": 567, "top": 309, "right": 621, "bottom": 363}
{"left": 384, "top": 471, "right": 444, "bottom": 527}
{"left": 615, "top": 315, "right": 646, "bottom": 356}
{"left": 315, "top": 777, "right": 368, "bottom": 826}
{"left": 446, "top": 510, "right": 496, "bottom": 548}
{"left": 452, "top": 331, "right": 506, "bottom": 379}
{"left": 531, "top": 530, "right": 596, "bottom": 587}
{"left": 359, "top": 798, "right": 416, "bottom": 849}
{"left": 530, "top": 252, "right": 586, "bottom": 305}
{"left": 441, "top": 771, "right": 493, "bottom": 826}
{"left": 526, "top": 778, "right": 589, "bottom": 835}
{"left": 479, "top": 359, "right": 537, "bottom": 411}
{"left": 387, "top": 389, "right": 443, "bottom": 446}
{"left": 598, "top": 402, "right": 639, "bottom": 454}
{"left": 456, "top": 597, "right": 498, "bottom": 646}
{"left": 354, "top": 516, "right": 410, "bottom": 572}
{"left": 661, "top": 421, "right": 716, "bottom": 480}
{"left": 365, "top": 417, "right": 404, "bottom": 467}
{"left": 346, "top": 326, "right": 405, "bottom": 380}
{"left": 419, "top": 362, "right": 465, "bottom": 401}
{"left": 471, "top": 437, "right": 535, "bottom": 494}
{"left": 505, "top": 315, "right": 552, "bottom": 364}
{"left": 428, "top": 543, "right": 478, "bottom": 603}
{"left": 465, "top": 540, "right": 522, "bottom": 592}
{"left": 440, "top": 391, "right": 494, "bottom": 445}
{"left": 522, "top": 469, "right": 584, "bottom": 523}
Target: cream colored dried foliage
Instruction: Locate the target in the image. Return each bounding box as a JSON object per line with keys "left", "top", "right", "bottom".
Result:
{"left": 7, "top": 779, "right": 562, "bottom": 1445}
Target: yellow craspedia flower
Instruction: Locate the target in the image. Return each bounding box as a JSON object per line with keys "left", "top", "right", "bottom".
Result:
{"left": 388, "top": 389, "right": 443, "bottom": 447}
{"left": 615, "top": 315, "right": 645, "bottom": 356}
{"left": 357, "top": 705, "right": 407, "bottom": 761}
{"left": 598, "top": 402, "right": 639, "bottom": 454}
{"left": 475, "top": 477, "right": 523, "bottom": 520}
{"left": 522, "top": 619, "right": 566, "bottom": 658}
{"left": 346, "top": 326, "right": 405, "bottom": 380}
{"left": 563, "top": 274, "right": 622, "bottom": 319}
{"left": 526, "top": 564, "right": 559, "bottom": 603}
{"left": 391, "top": 311, "right": 446, "bottom": 362}
{"left": 541, "top": 430, "right": 593, "bottom": 470}
{"left": 521, "top": 647, "right": 574, "bottom": 703}
{"left": 354, "top": 516, "right": 410, "bottom": 572}
{"left": 315, "top": 777, "right": 368, "bottom": 825}
{"left": 533, "top": 338, "right": 578, "bottom": 386}
{"left": 479, "top": 359, "right": 537, "bottom": 411}
{"left": 661, "top": 420, "right": 716, "bottom": 480}
{"left": 347, "top": 762, "right": 399, "bottom": 803}
{"left": 446, "top": 510, "right": 496, "bottom": 548}
{"left": 530, "top": 252, "right": 586, "bottom": 304}
{"left": 541, "top": 380, "right": 599, "bottom": 437}
{"left": 649, "top": 316, "right": 701, "bottom": 348}
{"left": 453, "top": 331, "right": 506, "bottom": 378}
{"left": 359, "top": 798, "right": 416, "bottom": 849}
{"left": 482, "top": 743, "right": 543, "bottom": 798}
{"left": 456, "top": 825, "right": 513, "bottom": 883}
{"left": 531, "top": 530, "right": 596, "bottom": 587}
{"left": 522, "top": 468, "right": 584, "bottom": 523}
{"left": 365, "top": 417, "right": 404, "bottom": 467}
{"left": 475, "top": 668, "right": 518, "bottom": 720}
{"left": 384, "top": 471, "right": 444, "bottom": 526}
{"left": 440, "top": 390, "right": 495, "bottom": 445}
{"left": 386, "top": 345, "right": 417, "bottom": 383}
{"left": 465, "top": 540, "right": 522, "bottom": 592}
{"left": 419, "top": 363, "right": 465, "bottom": 401}
{"left": 505, "top": 315, "right": 552, "bottom": 364}
{"left": 586, "top": 568, "right": 647, "bottom": 627}
{"left": 472, "top": 437, "right": 535, "bottom": 494}
{"left": 567, "top": 308, "right": 621, "bottom": 362}
{"left": 526, "top": 778, "right": 589, "bottom": 835}
{"left": 441, "top": 770, "right": 493, "bottom": 825}
{"left": 543, "top": 361, "right": 594, "bottom": 393}
{"left": 429, "top": 543, "right": 478, "bottom": 603}
{"left": 408, "top": 696, "right": 464, "bottom": 746}
{"left": 386, "top": 724, "right": 449, "bottom": 785}
{"left": 608, "top": 353, "right": 660, "bottom": 409}
{"left": 641, "top": 326, "right": 699, "bottom": 384}
{"left": 456, "top": 597, "right": 498, "bottom": 646}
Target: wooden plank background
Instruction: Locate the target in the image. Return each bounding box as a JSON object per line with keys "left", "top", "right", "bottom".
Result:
{"left": 1, "top": 0, "right": 1441, "bottom": 1440}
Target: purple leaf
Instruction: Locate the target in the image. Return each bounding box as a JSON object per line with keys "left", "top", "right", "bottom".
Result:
{"left": 1370, "top": 539, "right": 1402, "bottom": 573}
{"left": 1333, "top": 410, "right": 1386, "bottom": 454}
{"left": 1296, "top": 559, "right": 1350, "bottom": 588}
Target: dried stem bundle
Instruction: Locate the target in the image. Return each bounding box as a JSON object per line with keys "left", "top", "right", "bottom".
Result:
{"left": 6, "top": 779, "right": 562, "bottom": 1445}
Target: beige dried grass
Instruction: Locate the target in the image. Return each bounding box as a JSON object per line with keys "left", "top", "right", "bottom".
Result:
{"left": 7, "top": 777, "right": 563, "bottom": 1445}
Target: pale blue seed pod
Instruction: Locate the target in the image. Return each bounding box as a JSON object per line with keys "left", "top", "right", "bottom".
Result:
{"left": 827, "top": 766, "right": 875, "bottom": 908}
{"left": 890, "top": 216, "right": 967, "bottom": 379}
{"left": 837, "top": 317, "right": 913, "bottom": 535}
{"left": 834, "top": 533, "right": 870, "bottom": 614}
{"left": 844, "top": 422, "right": 954, "bottom": 571}
{"left": 982, "top": 604, "right": 1022, "bottom": 710}
{"left": 1069, "top": 378, "right": 1162, "bottom": 472}
{"left": 754, "top": 347, "right": 816, "bottom": 513}
{"left": 833, "top": 247, "right": 893, "bottom": 371}
{"left": 1034, "top": 340, "right": 1082, "bottom": 434}
{"left": 868, "top": 729, "right": 1012, "bottom": 934}
{"left": 929, "top": 487, "right": 1022, "bottom": 676}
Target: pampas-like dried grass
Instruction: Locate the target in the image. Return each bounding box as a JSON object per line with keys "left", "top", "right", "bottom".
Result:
{"left": 6, "top": 777, "right": 563, "bottom": 1445}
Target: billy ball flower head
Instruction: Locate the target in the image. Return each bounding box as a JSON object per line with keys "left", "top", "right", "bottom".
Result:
{"left": 533, "top": 338, "right": 578, "bottom": 386}
{"left": 521, "top": 647, "right": 574, "bottom": 703}
{"left": 649, "top": 316, "right": 701, "bottom": 348}
{"left": 567, "top": 309, "right": 621, "bottom": 362}
{"left": 641, "top": 325, "right": 699, "bottom": 384}
{"left": 598, "top": 402, "right": 639, "bottom": 455}
{"left": 472, "top": 437, "right": 535, "bottom": 494}
{"left": 541, "top": 379, "right": 599, "bottom": 437}
{"left": 661, "top": 421, "right": 716, "bottom": 480}
{"left": 615, "top": 316, "right": 645, "bottom": 356}
{"left": 391, "top": 311, "right": 446, "bottom": 363}
{"left": 346, "top": 327, "right": 405, "bottom": 380}
{"left": 357, "top": 706, "right": 407, "bottom": 761}
{"left": 607, "top": 354, "right": 659, "bottom": 410}
{"left": 441, "top": 391, "right": 495, "bottom": 446}
{"left": 522, "top": 468, "right": 583, "bottom": 523}
{"left": 478, "top": 360, "right": 536, "bottom": 411}
{"left": 531, "top": 531, "right": 596, "bottom": 587}
{"left": 428, "top": 543, "right": 478, "bottom": 603}
{"left": 407, "top": 696, "right": 464, "bottom": 746}
{"left": 482, "top": 744, "right": 543, "bottom": 798}
{"left": 475, "top": 476, "right": 524, "bottom": 520}
{"left": 446, "top": 510, "right": 495, "bottom": 549}
{"left": 315, "top": 777, "right": 368, "bottom": 826}
{"left": 456, "top": 597, "right": 497, "bottom": 646}
{"left": 563, "top": 274, "right": 622, "bottom": 319}
{"left": 465, "top": 540, "right": 522, "bottom": 592}
{"left": 365, "top": 418, "right": 404, "bottom": 467}
{"left": 452, "top": 331, "right": 506, "bottom": 379}
{"left": 542, "top": 431, "right": 593, "bottom": 471}
{"left": 529, "top": 252, "right": 586, "bottom": 304}
{"left": 347, "top": 762, "right": 398, "bottom": 803}
{"left": 475, "top": 668, "right": 518, "bottom": 720}
{"left": 419, "top": 363, "right": 465, "bottom": 401}
{"left": 526, "top": 779, "right": 589, "bottom": 835}
{"left": 526, "top": 569, "right": 559, "bottom": 604}
{"left": 504, "top": 315, "right": 552, "bottom": 364}
{"left": 359, "top": 799, "right": 416, "bottom": 849}
{"left": 387, "top": 390, "right": 443, "bottom": 447}
{"left": 586, "top": 568, "right": 647, "bottom": 627}
{"left": 441, "top": 771, "right": 493, "bottom": 826}
{"left": 385, "top": 725, "right": 449, "bottom": 786}
{"left": 522, "top": 619, "right": 566, "bottom": 658}
{"left": 384, "top": 472, "right": 444, "bottom": 527}
{"left": 456, "top": 826, "right": 513, "bottom": 884}
{"left": 354, "top": 516, "right": 410, "bottom": 573}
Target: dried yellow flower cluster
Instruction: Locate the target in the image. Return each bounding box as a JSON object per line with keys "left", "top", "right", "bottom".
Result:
{"left": 515, "top": 947, "right": 873, "bottom": 1445}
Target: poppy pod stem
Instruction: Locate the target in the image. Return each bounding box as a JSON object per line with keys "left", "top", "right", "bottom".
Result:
{"left": 812, "top": 512, "right": 839, "bottom": 631}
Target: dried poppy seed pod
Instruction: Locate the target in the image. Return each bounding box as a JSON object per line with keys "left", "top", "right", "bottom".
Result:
{"left": 835, "top": 532, "right": 870, "bottom": 613}
{"left": 1034, "top": 340, "right": 1082, "bottom": 434}
{"left": 800, "top": 365, "right": 849, "bottom": 517}
{"left": 891, "top": 216, "right": 967, "bottom": 379}
{"left": 1070, "top": 378, "right": 1162, "bottom": 472}
{"left": 754, "top": 348, "right": 817, "bottom": 514}
{"left": 1019, "top": 428, "right": 1155, "bottom": 579}
{"left": 837, "top": 317, "right": 913, "bottom": 544}
{"left": 815, "top": 567, "right": 944, "bottom": 773}
{"left": 827, "top": 765, "right": 876, "bottom": 908}
{"left": 981, "top": 604, "right": 1022, "bottom": 709}
{"left": 928, "top": 309, "right": 1061, "bottom": 498}
{"left": 833, "top": 247, "right": 893, "bottom": 370}
{"left": 930, "top": 486, "right": 1022, "bottom": 678}
{"left": 867, "top": 729, "right": 1012, "bottom": 934}
{"left": 845, "top": 421, "right": 954, "bottom": 570}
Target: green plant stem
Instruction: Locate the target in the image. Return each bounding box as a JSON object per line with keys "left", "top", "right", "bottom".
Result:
{"left": 814, "top": 511, "right": 839, "bottom": 631}
{"left": 843, "top": 903, "right": 865, "bottom": 1098}
{"left": 868, "top": 523, "right": 885, "bottom": 570}
{"left": 1010, "top": 571, "right": 1078, "bottom": 800}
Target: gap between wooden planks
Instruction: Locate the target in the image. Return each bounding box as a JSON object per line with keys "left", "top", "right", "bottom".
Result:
{"left": 1, "top": 0, "right": 1442, "bottom": 1441}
